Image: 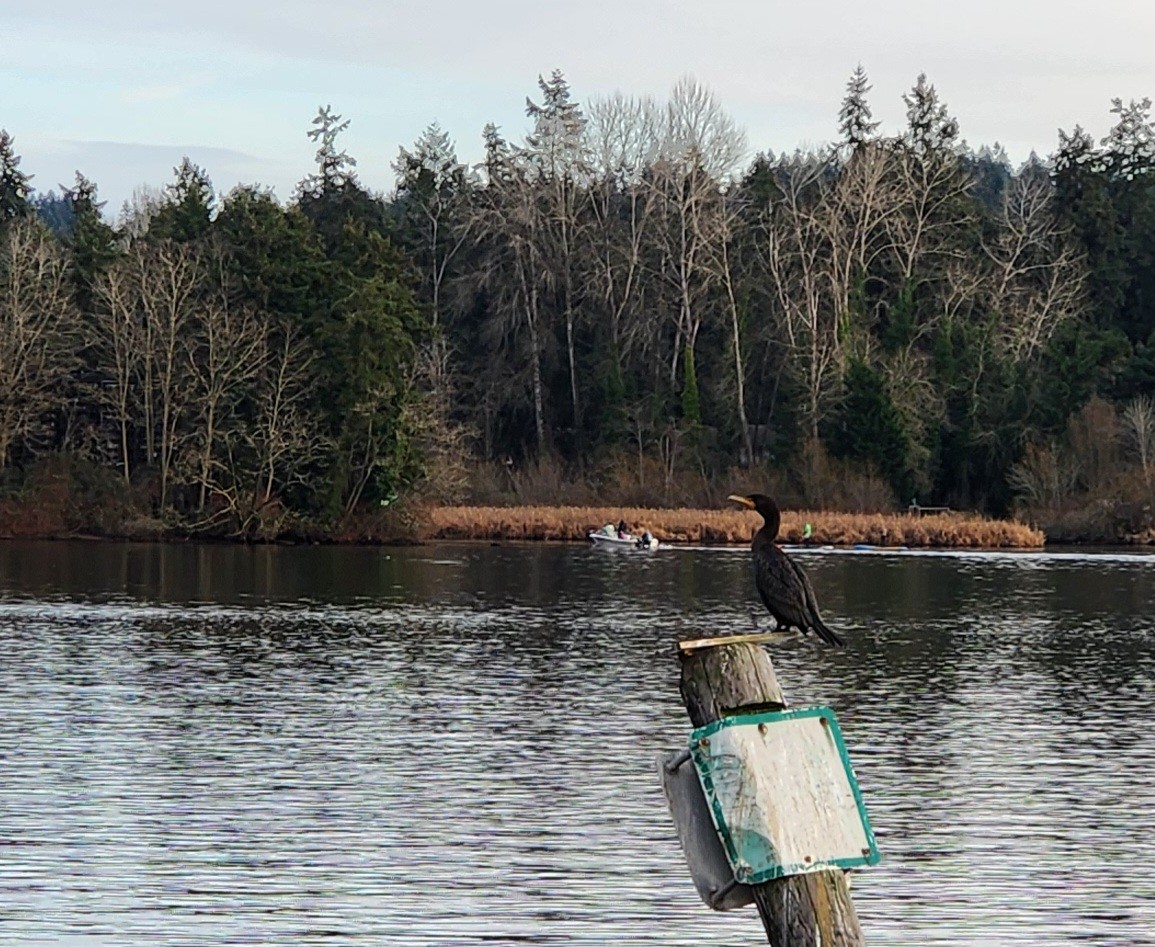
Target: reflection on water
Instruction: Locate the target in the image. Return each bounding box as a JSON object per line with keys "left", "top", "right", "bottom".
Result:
{"left": 1, "top": 540, "right": 1154, "bottom": 945}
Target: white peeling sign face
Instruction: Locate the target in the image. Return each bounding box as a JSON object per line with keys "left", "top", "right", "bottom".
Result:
{"left": 689, "top": 707, "right": 880, "bottom": 884}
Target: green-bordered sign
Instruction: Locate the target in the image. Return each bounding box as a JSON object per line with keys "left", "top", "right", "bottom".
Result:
{"left": 689, "top": 707, "right": 880, "bottom": 884}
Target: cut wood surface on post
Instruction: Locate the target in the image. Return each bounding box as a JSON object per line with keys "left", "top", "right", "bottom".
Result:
{"left": 678, "top": 631, "right": 796, "bottom": 653}
{"left": 679, "top": 639, "right": 866, "bottom": 947}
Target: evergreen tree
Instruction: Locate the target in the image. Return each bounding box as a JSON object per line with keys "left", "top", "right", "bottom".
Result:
{"left": 481, "top": 123, "right": 513, "bottom": 185}
{"left": 300, "top": 105, "right": 358, "bottom": 198}
{"left": 1100, "top": 99, "right": 1155, "bottom": 351}
{"left": 903, "top": 74, "right": 959, "bottom": 157}
{"left": 216, "top": 185, "right": 327, "bottom": 323}
{"left": 1101, "top": 97, "right": 1155, "bottom": 180}
{"left": 963, "top": 143, "right": 1013, "bottom": 210}
{"left": 297, "top": 107, "right": 386, "bottom": 249}
{"left": 150, "top": 158, "right": 215, "bottom": 242}
{"left": 524, "top": 69, "right": 588, "bottom": 180}
{"left": 32, "top": 192, "right": 73, "bottom": 235}
{"left": 825, "top": 359, "right": 913, "bottom": 501}
{"left": 63, "top": 173, "right": 119, "bottom": 315}
{"left": 1053, "top": 124, "right": 1123, "bottom": 326}
{"left": 313, "top": 223, "right": 425, "bottom": 513}
{"left": 838, "top": 65, "right": 880, "bottom": 152}
{"left": 392, "top": 122, "right": 471, "bottom": 330}
{"left": 0, "top": 130, "right": 32, "bottom": 223}
{"left": 523, "top": 69, "right": 591, "bottom": 445}
{"left": 681, "top": 345, "right": 701, "bottom": 425}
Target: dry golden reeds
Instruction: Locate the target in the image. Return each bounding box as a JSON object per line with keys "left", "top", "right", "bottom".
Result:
{"left": 425, "top": 505, "right": 1044, "bottom": 548}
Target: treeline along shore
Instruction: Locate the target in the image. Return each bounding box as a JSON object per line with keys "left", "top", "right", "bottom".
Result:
{"left": 1, "top": 69, "right": 1154, "bottom": 545}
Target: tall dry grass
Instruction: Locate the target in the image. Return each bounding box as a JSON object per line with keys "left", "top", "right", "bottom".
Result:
{"left": 425, "top": 505, "right": 1044, "bottom": 548}
{"left": 456, "top": 443, "right": 901, "bottom": 514}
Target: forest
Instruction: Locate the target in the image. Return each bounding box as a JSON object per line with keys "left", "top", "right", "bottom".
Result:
{"left": 1, "top": 68, "right": 1154, "bottom": 541}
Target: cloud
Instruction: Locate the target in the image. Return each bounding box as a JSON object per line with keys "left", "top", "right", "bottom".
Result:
{"left": 120, "top": 81, "right": 205, "bottom": 105}
{"left": 21, "top": 138, "right": 299, "bottom": 213}
{"left": 8, "top": 0, "right": 1155, "bottom": 214}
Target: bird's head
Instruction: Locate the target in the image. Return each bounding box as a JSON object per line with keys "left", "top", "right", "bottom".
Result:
{"left": 727, "top": 493, "right": 781, "bottom": 530}
{"left": 728, "top": 493, "right": 772, "bottom": 513}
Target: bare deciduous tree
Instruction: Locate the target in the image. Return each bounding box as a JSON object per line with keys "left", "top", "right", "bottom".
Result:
{"left": 0, "top": 219, "right": 79, "bottom": 468}
{"left": 1009, "top": 441, "right": 1079, "bottom": 511}
{"left": 887, "top": 76, "right": 971, "bottom": 289}
{"left": 982, "top": 176, "right": 1084, "bottom": 363}
{"left": 187, "top": 247, "right": 265, "bottom": 511}
{"left": 253, "top": 323, "right": 324, "bottom": 501}
{"left": 650, "top": 77, "right": 747, "bottom": 399}
{"left": 131, "top": 240, "right": 201, "bottom": 506}
{"left": 585, "top": 93, "right": 666, "bottom": 456}
{"left": 91, "top": 261, "right": 142, "bottom": 484}
{"left": 709, "top": 223, "right": 754, "bottom": 463}
{"left": 1122, "top": 395, "right": 1155, "bottom": 483}
{"left": 823, "top": 140, "right": 899, "bottom": 332}
{"left": 755, "top": 157, "right": 844, "bottom": 438}
{"left": 400, "top": 341, "right": 470, "bottom": 502}
{"left": 188, "top": 315, "right": 326, "bottom": 536}
{"left": 471, "top": 124, "right": 550, "bottom": 452}
{"left": 585, "top": 93, "right": 661, "bottom": 368}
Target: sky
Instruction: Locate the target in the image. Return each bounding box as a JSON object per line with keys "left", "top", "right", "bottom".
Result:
{"left": 4, "top": 0, "right": 1154, "bottom": 218}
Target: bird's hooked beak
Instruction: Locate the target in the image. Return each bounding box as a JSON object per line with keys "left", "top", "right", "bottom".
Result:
{"left": 727, "top": 494, "right": 756, "bottom": 510}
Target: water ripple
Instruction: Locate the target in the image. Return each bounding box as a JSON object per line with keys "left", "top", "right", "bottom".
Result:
{"left": 0, "top": 541, "right": 1153, "bottom": 945}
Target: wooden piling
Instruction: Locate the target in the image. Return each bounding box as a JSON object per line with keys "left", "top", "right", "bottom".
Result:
{"left": 679, "top": 639, "right": 866, "bottom": 947}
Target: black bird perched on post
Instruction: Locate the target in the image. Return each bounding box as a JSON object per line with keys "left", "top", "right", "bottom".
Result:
{"left": 728, "top": 493, "right": 846, "bottom": 648}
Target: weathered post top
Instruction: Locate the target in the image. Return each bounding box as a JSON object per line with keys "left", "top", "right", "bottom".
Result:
{"left": 676, "top": 636, "right": 868, "bottom": 947}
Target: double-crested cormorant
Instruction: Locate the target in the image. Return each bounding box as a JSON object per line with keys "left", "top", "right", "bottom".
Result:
{"left": 728, "top": 493, "right": 846, "bottom": 648}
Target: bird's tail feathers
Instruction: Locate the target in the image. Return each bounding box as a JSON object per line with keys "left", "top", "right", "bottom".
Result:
{"left": 813, "top": 617, "right": 846, "bottom": 648}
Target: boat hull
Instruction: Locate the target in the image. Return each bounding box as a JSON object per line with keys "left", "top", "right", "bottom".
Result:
{"left": 588, "top": 531, "right": 659, "bottom": 550}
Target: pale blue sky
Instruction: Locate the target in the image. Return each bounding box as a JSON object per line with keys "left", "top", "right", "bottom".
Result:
{"left": 4, "top": 0, "right": 1153, "bottom": 217}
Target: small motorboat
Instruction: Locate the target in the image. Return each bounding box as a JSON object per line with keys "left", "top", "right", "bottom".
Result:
{"left": 588, "top": 526, "right": 660, "bottom": 550}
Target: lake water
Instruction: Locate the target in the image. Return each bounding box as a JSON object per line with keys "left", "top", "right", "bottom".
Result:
{"left": 1, "top": 539, "right": 1154, "bottom": 946}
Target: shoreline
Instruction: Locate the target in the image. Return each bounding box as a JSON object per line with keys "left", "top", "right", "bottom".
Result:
{"left": 3, "top": 502, "right": 1120, "bottom": 550}
{"left": 426, "top": 505, "right": 1046, "bottom": 549}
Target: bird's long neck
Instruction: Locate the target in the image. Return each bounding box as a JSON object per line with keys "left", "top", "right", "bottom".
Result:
{"left": 756, "top": 500, "right": 781, "bottom": 543}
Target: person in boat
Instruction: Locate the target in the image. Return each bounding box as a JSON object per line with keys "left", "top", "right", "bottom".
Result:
{"left": 636, "top": 529, "right": 655, "bottom": 549}
{"left": 617, "top": 518, "right": 631, "bottom": 539}
{"left": 728, "top": 493, "right": 845, "bottom": 647}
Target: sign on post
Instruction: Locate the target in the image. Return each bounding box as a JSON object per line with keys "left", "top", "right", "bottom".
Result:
{"left": 688, "top": 707, "right": 879, "bottom": 885}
